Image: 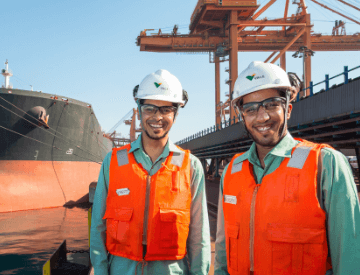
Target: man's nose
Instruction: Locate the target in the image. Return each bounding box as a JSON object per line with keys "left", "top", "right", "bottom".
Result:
{"left": 152, "top": 109, "right": 163, "bottom": 118}
{"left": 255, "top": 106, "right": 270, "bottom": 122}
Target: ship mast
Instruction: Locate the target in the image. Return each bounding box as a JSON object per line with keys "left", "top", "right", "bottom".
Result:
{"left": 2, "top": 60, "right": 13, "bottom": 88}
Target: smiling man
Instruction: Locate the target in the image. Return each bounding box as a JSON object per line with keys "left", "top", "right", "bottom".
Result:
{"left": 90, "top": 69, "right": 211, "bottom": 275}
{"left": 214, "top": 61, "right": 360, "bottom": 275}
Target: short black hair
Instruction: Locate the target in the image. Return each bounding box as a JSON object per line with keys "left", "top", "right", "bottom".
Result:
{"left": 133, "top": 85, "right": 139, "bottom": 98}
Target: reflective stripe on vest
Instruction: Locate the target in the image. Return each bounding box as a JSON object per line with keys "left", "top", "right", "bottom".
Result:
{"left": 116, "top": 149, "right": 129, "bottom": 166}
{"left": 223, "top": 139, "right": 330, "bottom": 275}
{"left": 105, "top": 144, "right": 192, "bottom": 262}
{"left": 287, "top": 146, "right": 312, "bottom": 169}
{"left": 231, "top": 161, "right": 243, "bottom": 174}
{"left": 171, "top": 151, "right": 185, "bottom": 167}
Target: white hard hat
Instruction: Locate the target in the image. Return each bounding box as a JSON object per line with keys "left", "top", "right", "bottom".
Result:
{"left": 232, "top": 61, "right": 292, "bottom": 106}
{"left": 135, "top": 69, "right": 185, "bottom": 106}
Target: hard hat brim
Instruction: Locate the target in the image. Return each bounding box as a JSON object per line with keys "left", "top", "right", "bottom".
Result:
{"left": 232, "top": 84, "right": 290, "bottom": 106}
{"left": 136, "top": 94, "right": 185, "bottom": 106}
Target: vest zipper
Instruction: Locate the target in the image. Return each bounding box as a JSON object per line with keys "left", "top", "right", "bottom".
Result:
{"left": 142, "top": 175, "right": 152, "bottom": 251}
{"left": 249, "top": 184, "right": 260, "bottom": 272}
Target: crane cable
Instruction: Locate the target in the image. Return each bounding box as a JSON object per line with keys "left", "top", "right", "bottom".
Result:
{"left": 320, "top": 0, "right": 360, "bottom": 21}
{"left": 107, "top": 109, "right": 133, "bottom": 135}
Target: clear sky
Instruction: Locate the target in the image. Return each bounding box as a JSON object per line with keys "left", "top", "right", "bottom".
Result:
{"left": 1, "top": 0, "right": 360, "bottom": 143}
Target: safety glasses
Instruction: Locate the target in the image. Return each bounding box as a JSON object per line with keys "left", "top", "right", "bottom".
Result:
{"left": 140, "top": 104, "right": 178, "bottom": 116}
{"left": 239, "top": 97, "right": 286, "bottom": 117}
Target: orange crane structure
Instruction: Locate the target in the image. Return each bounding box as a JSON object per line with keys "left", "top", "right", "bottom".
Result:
{"left": 136, "top": 0, "right": 360, "bottom": 126}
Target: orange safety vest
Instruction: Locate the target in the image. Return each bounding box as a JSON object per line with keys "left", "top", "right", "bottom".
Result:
{"left": 103, "top": 144, "right": 192, "bottom": 262}
{"left": 223, "top": 139, "right": 331, "bottom": 275}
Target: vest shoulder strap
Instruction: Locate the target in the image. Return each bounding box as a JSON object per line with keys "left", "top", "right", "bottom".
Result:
{"left": 172, "top": 145, "right": 191, "bottom": 168}
{"left": 171, "top": 151, "right": 185, "bottom": 167}
{"left": 116, "top": 149, "right": 129, "bottom": 167}
{"left": 231, "top": 162, "right": 243, "bottom": 174}
{"left": 230, "top": 151, "right": 248, "bottom": 174}
{"left": 113, "top": 144, "right": 131, "bottom": 167}
{"left": 287, "top": 145, "right": 312, "bottom": 169}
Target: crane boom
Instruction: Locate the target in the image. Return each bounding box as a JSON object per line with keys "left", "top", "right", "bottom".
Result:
{"left": 107, "top": 109, "right": 133, "bottom": 134}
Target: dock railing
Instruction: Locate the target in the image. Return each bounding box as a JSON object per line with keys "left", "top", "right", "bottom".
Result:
{"left": 176, "top": 64, "right": 360, "bottom": 145}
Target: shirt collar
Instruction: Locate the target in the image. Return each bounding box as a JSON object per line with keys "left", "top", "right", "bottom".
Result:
{"left": 129, "top": 134, "right": 142, "bottom": 153}
{"left": 269, "top": 132, "right": 299, "bottom": 158}
{"left": 233, "top": 133, "right": 299, "bottom": 165}
{"left": 128, "top": 133, "right": 181, "bottom": 155}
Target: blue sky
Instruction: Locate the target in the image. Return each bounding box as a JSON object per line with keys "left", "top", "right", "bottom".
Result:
{"left": 1, "top": 0, "right": 360, "bottom": 142}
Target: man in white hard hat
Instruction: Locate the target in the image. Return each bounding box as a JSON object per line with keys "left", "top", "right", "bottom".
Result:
{"left": 214, "top": 61, "right": 360, "bottom": 275}
{"left": 90, "top": 69, "right": 211, "bottom": 275}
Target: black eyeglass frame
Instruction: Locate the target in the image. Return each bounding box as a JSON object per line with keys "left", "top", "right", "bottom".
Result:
{"left": 239, "top": 97, "right": 287, "bottom": 117}
{"left": 140, "top": 104, "right": 178, "bottom": 116}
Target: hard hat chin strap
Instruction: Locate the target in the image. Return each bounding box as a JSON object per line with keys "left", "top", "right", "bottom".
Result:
{"left": 281, "top": 90, "right": 291, "bottom": 138}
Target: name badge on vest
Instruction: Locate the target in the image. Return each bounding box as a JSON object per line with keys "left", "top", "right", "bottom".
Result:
{"left": 224, "top": 195, "right": 237, "bottom": 205}
{"left": 116, "top": 188, "right": 130, "bottom": 196}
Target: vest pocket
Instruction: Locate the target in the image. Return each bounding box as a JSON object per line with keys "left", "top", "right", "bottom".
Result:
{"left": 103, "top": 207, "right": 133, "bottom": 243}
{"left": 225, "top": 223, "right": 239, "bottom": 271}
{"left": 159, "top": 208, "right": 190, "bottom": 249}
{"left": 266, "top": 223, "right": 326, "bottom": 274}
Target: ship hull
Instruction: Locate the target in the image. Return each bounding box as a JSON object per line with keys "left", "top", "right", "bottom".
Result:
{"left": 0, "top": 88, "right": 113, "bottom": 212}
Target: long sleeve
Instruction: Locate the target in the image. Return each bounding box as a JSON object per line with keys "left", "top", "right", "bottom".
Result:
{"left": 214, "top": 165, "right": 230, "bottom": 275}
{"left": 90, "top": 152, "right": 112, "bottom": 274}
{"left": 321, "top": 148, "right": 360, "bottom": 275}
{"left": 186, "top": 155, "right": 211, "bottom": 275}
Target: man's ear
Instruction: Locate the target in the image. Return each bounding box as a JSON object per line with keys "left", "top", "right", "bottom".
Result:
{"left": 287, "top": 103, "right": 293, "bottom": 120}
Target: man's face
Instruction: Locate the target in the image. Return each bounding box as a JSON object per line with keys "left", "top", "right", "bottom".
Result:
{"left": 140, "top": 99, "right": 176, "bottom": 141}
{"left": 241, "top": 88, "right": 292, "bottom": 149}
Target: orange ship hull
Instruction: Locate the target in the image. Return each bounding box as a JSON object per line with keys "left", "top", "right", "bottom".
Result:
{"left": 0, "top": 160, "right": 101, "bottom": 213}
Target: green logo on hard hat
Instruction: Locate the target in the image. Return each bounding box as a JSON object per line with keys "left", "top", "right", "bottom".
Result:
{"left": 246, "top": 74, "right": 256, "bottom": 81}
{"left": 154, "top": 82, "right": 162, "bottom": 88}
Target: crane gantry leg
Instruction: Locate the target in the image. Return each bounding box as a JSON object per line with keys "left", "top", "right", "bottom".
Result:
{"left": 215, "top": 56, "right": 221, "bottom": 127}
{"left": 229, "top": 10, "right": 238, "bottom": 123}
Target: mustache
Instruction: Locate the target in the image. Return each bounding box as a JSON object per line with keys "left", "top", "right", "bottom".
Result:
{"left": 147, "top": 120, "right": 165, "bottom": 124}
{"left": 252, "top": 122, "right": 273, "bottom": 127}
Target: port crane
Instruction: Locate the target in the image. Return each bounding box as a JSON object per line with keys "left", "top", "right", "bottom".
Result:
{"left": 137, "top": 0, "right": 360, "bottom": 126}
{"left": 106, "top": 109, "right": 141, "bottom": 147}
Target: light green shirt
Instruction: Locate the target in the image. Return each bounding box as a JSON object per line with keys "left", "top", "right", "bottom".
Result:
{"left": 90, "top": 134, "right": 211, "bottom": 275}
{"left": 214, "top": 133, "right": 360, "bottom": 275}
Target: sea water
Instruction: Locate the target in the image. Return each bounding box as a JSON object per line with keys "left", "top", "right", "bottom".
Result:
{"left": 0, "top": 205, "right": 90, "bottom": 274}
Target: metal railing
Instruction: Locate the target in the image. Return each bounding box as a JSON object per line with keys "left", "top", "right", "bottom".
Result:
{"left": 176, "top": 64, "right": 360, "bottom": 145}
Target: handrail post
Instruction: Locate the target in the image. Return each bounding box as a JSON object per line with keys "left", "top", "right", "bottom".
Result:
{"left": 325, "top": 74, "right": 329, "bottom": 91}
{"left": 228, "top": 116, "right": 231, "bottom": 126}
{"left": 215, "top": 158, "right": 220, "bottom": 178}
{"left": 309, "top": 81, "right": 313, "bottom": 97}
{"left": 344, "top": 66, "right": 349, "bottom": 84}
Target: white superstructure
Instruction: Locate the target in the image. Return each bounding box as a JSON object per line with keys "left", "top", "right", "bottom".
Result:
{"left": 2, "top": 60, "right": 13, "bottom": 88}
